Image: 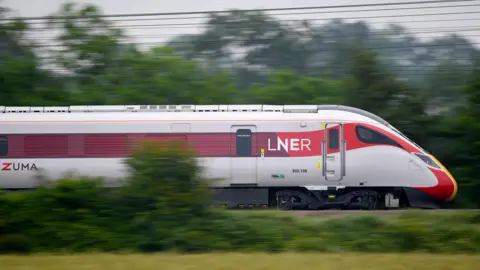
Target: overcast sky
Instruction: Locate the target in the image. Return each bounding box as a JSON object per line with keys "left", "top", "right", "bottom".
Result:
{"left": 3, "top": 0, "right": 480, "bottom": 49}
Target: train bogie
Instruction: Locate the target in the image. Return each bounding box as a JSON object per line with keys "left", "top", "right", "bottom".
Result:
{"left": 0, "top": 104, "right": 458, "bottom": 210}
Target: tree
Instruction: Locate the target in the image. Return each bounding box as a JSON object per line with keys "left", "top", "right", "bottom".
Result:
{"left": 77, "top": 46, "right": 237, "bottom": 105}
{"left": 343, "top": 49, "right": 432, "bottom": 146}
{"left": 46, "top": 2, "right": 124, "bottom": 77}
{"left": 446, "top": 69, "right": 480, "bottom": 207}
{"left": 0, "top": 5, "right": 69, "bottom": 106}
{"left": 343, "top": 49, "right": 398, "bottom": 115}
{"left": 248, "top": 69, "right": 345, "bottom": 105}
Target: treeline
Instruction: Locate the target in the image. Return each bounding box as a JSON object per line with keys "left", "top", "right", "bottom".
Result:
{"left": 0, "top": 2, "right": 479, "bottom": 206}
{"left": 0, "top": 140, "right": 479, "bottom": 254}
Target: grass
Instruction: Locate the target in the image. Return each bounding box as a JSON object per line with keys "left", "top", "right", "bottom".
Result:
{"left": 0, "top": 253, "right": 479, "bottom": 270}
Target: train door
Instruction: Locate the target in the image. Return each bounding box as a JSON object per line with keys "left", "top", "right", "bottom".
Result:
{"left": 322, "top": 123, "right": 346, "bottom": 182}
{"left": 230, "top": 125, "right": 258, "bottom": 184}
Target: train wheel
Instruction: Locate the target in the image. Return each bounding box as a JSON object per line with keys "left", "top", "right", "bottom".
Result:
{"left": 275, "top": 190, "right": 311, "bottom": 210}
{"left": 346, "top": 189, "right": 382, "bottom": 210}
{"left": 361, "top": 194, "right": 379, "bottom": 210}
{"left": 276, "top": 194, "right": 293, "bottom": 210}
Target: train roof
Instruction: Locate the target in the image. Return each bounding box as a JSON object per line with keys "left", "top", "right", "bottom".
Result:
{"left": 0, "top": 104, "right": 389, "bottom": 125}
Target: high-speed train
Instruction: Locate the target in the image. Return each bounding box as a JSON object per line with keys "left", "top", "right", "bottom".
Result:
{"left": 0, "top": 104, "right": 457, "bottom": 210}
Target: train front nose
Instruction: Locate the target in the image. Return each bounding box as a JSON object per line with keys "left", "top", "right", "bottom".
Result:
{"left": 429, "top": 155, "right": 458, "bottom": 202}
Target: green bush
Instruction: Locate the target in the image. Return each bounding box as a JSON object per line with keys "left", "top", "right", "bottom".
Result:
{"left": 110, "top": 139, "right": 215, "bottom": 251}
{"left": 0, "top": 140, "right": 479, "bottom": 254}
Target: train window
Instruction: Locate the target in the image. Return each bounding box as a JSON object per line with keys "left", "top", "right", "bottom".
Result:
{"left": 414, "top": 153, "right": 441, "bottom": 169}
{"left": 356, "top": 125, "right": 402, "bottom": 148}
{"left": 236, "top": 129, "right": 252, "bottom": 157}
{"left": 328, "top": 128, "right": 339, "bottom": 150}
{"left": 0, "top": 136, "right": 8, "bottom": 156}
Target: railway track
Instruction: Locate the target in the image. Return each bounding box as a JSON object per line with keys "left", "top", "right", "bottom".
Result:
{"left": 221, "top": 207, "right": 479, "bottom": 216}
{"left": 291, "top": 209, "right": 480, "bottom": 216}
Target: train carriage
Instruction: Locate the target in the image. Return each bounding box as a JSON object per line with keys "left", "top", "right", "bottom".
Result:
{"left": 0, "top": 104, "right": 458, "bottom": 210}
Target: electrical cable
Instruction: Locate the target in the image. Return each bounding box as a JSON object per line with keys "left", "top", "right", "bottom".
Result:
{"left": 2, "top": 0, "right": 476, "bottom": 21}
{"left": 3, "top": 0, "right": 477, "bottom": 77}
{"left": 19, "top": 3, "right": 480, "bottom": 24}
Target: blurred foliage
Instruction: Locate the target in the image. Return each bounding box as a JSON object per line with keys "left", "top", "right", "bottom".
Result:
{"left": 0, "top": 2, "right": 480, "bottom": 207}
{"left": 0, "top": 140, "right": 479, "bottom": 254}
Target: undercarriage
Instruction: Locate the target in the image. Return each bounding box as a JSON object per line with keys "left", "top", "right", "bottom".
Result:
{"left": 275, "top": 189, "right": 393, "bottom": 210}
{"left": 211, "top": 186, "right": 414, "bottom": 210}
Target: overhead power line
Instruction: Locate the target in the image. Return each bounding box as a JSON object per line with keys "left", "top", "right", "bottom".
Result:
{"left": 15, "top": 3, "right": 480, "bottom": 25}
{"left": 4, "top": 0, "right": 477, "bottom": 78}
{"left": 104, "top": 4, "right": 480, "bottom": 23}
{"left": 95, "top": 20, "right": 480, "bottom": 31}
{"left": 15, "top": 4, "right": 479, "bottom": 26}
{"left": 2, "top": 0, "right": 476, "bottom": 21}
{"left": 25, "top": 10, "right": 480, "bottom": 29}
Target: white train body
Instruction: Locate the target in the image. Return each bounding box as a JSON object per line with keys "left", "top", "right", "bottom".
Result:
{"left": 0, "top": 104, "right": 458, "bottom": 209}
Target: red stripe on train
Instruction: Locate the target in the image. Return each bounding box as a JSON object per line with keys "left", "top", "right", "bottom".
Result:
{"left": 0, "top": 123, "right": 421, "bottom": 158}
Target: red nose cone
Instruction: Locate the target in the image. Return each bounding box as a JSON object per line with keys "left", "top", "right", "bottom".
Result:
{"left": 417, "top": 168, "right": 457, "bottom": 202}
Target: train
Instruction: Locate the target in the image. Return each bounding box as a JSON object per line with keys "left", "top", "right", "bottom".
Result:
{"left": 0, "top": 104, "right": 457, "bottom": 210}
